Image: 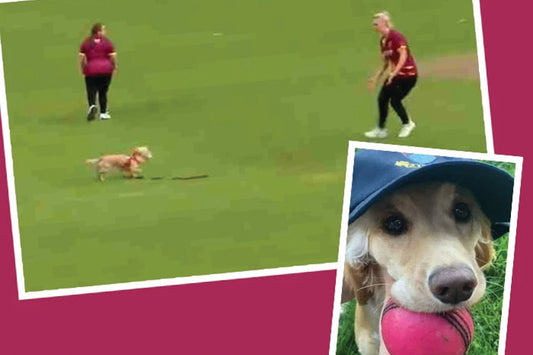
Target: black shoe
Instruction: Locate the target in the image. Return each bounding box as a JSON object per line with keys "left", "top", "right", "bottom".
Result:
{"left": 87, "top": 105, "right": 97, "bottom": 121}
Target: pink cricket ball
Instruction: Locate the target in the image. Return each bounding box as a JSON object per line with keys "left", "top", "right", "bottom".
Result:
{"left": 381, "top": 299, "right": 474, "bottom": 355}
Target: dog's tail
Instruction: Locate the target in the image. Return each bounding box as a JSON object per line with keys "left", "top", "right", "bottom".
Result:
{"left": 85, "top": 158, "right": 99, "bottom": 166}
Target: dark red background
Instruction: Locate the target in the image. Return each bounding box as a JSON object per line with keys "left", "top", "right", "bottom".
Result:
{"left": 482, "top": 1, "right": 531, "bottom": 354}
{"left": 0, "top": 1, "right": 529, "bottom": 353}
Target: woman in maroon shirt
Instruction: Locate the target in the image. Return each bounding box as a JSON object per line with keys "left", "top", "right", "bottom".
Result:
{"left": 79, "top": 23, "right": 117, "bottom": 121}
{"left": 365, "top": 12, "right": 417, "bottom": 139}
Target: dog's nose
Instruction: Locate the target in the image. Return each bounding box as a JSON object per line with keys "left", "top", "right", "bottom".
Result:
{"left": 428, "top": 265, "right": 477, "bottom": 304}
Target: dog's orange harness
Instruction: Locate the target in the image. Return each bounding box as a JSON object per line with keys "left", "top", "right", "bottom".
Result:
{"left": 122, "top": 155, "right": 141, "bottom": 169}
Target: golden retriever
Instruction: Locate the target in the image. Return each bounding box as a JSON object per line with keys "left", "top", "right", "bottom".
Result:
{"left": 85, "top": 146, "right": 152, "bottom": 181}
{"left": 342, "top": 182, "right": 495, "bottom": 355}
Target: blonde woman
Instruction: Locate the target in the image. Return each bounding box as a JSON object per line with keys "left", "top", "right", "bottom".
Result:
{"left": 365, "top": 12, "right": 417, "bottom": 139}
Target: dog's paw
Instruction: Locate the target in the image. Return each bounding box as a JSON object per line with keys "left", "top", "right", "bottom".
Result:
{"left": 356, "top": 330, "right": 380, "bottom": 355}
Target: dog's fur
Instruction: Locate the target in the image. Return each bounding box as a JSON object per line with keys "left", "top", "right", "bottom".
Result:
{"left": 85, "top": 146, "right": 152, "bottom": 181}
{"left": 343, "top": 182, "right": 495, "bottom": 355}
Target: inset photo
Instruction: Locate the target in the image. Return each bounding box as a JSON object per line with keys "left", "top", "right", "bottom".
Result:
{"left": 331, "top": 142, "right": 522, "bottom": 355}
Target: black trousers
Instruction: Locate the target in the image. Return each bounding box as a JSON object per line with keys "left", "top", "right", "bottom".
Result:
{"left": 378, "top": 76, "right": 417, "bottom": 128}
{"left": 85, "top": 75, "right": 112, "bottom": 113}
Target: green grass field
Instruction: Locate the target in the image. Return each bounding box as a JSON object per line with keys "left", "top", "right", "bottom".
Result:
{"left": 0, "top": 0, "right": 486, "bottom": 291}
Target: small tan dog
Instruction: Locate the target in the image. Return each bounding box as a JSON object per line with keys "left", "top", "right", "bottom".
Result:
{"left": 86, "top": 146, "right": 152, "bottom": 181}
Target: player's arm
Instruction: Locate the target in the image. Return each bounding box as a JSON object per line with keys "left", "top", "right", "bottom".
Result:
{"left": 368, "top": 56, "right": 388, "bottom": 92}
{"left": 387, "top": 46, "right": 408, "bottom": 84}
{"left": 78, "top": 52, "right": 87, "bottom": 74}
{"left": 374, "top": 56, "right": 389, "bottom": 81}
{"left": 110, "top": 52, "right": 118, "bottom": 71}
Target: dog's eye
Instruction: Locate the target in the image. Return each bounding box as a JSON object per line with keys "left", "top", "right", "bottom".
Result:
{"left": 383, "top": 215, "right": 407, "bottom": 236}
{"left": 453, "top": 202, "right": 471, "bottom": 222}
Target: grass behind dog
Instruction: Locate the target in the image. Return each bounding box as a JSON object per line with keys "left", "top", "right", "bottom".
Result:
{"left": 0, "top": 0, "right": 486, "bottom": 291}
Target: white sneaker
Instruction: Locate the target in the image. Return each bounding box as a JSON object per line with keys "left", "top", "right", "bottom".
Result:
{"left": 398, "top": 120, "right": 416, "bottom": 138}
{"left": 87, "top": 105, "right": 97, "bottom": 121}
{"left": 100, "top": 112, "right": 111, "bottom": 120}
{"left": 364, "top": 127, "right": 388, "bottom": 138}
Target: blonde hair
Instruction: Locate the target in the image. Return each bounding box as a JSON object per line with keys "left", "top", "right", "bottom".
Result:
{"left": 373, "top": 11, "right": 393, "bottom": 28}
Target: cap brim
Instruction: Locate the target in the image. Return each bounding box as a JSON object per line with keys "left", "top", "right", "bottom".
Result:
{"left": 349, "top": 161, "right": 514, "bottom": 239}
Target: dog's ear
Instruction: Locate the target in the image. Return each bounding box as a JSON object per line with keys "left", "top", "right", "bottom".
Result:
{"left": 344, "top": 223, "right": 382, "bottom": 305}
{"left": 343, "top": 259, "right": 380, "bottom": 305}
{"left": 475, "top": 217, "right": 496, "bottom": 270}
{"left": 341, "top": 268, "right": 355, "bottom": 303}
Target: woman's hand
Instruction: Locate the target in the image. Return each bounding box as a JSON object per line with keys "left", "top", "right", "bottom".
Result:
{"left": 367, "top": 77, "right": 377, "bottom": 92}
{"left": 386, "top": 72, "right": 396, "bottom": 85}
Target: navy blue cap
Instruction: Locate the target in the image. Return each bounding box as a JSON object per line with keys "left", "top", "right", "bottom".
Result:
{"left": 349, "top": 150, "right": 514, "bottom": 239}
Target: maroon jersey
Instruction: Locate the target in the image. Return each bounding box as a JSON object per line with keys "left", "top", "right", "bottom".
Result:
{"left": 380, "top": 30, "right": 417, "bottom": 77}
{"left": 79, "top": 35, "right": 116, "bottom": 77}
